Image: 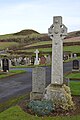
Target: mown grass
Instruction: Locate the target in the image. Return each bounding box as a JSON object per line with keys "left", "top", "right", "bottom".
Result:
{"left": 0, "top": 70, "right": 26, "bottom": 79}
{"left": 65, "top": 72, "right": 80, "bottom": 79}
{"left": 0, "top": 93, "right": 29, "bottom": 112}
{"left": 0, "top": 105, "right": 80, "bottom": 120}
{"left": 64, "top": 72, "right": 80, "bottom": 95}
{"left": 63, "top": 45, "right": 80, "bottom": 53}
{"left": 70, "top": 81, "right": 80, "bottom": 95}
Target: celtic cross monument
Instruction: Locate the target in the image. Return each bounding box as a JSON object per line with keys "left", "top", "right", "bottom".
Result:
{"left": 44, "top": 16, "right": 73, "bottom": 109}
{"left": 48, "top": 16, "right": 67, "bottom": 85}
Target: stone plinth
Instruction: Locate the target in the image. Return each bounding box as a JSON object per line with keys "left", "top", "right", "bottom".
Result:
{"left": 44, "top": 84, "right": 74, "bottom": 109}
{"left": 30, "top": 67, "right": 46, "bottom": 100}
{"left": 30, "top": 92, "right": 44, "bottom": 100}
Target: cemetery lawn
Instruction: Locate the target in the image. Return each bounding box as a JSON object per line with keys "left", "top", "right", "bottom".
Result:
{"left": 63, "top": 45, "right": 80, "bottom": 53}
{"left": 0, "top": 105, "right": 80, "bottom": 120}
{"left": 0, "top": 93, "right": 29, "bottom": 112}
{"left": 0, "top": 70, "right": 26, "bottom": 79}
{"left": 65, "top": 72, "right": 80, "bottom": 79}
{"left": 65, "top": 72, "right": 80, "bottom": 95}
{"left": 70, "top": 81, "right": 80, "bottom": 95}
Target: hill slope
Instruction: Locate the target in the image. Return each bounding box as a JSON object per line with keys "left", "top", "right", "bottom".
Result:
{"left": 0, "top": 29, "right": 80, "bottom": 54}
{"left": 13, "top": 29, "right": 39, "bottom": 36}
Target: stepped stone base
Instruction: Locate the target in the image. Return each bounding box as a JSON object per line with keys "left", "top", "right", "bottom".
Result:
{"left": 44, "top": 84, "right": 74, "bottom": 109}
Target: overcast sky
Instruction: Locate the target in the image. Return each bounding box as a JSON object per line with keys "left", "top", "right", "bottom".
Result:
{"left": 0, "top": 0, "right": 80, "bottom": 35}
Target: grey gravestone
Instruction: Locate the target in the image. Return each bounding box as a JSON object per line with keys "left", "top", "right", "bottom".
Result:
{"left": 23, "top": 57, "right": 27, "bottom": 65}
{"left": 9, "top": 59, "right": 12, "bottom": 67}
{"left": 31, "top": 56, "right": 35, "bottom": 65}
{"left": 73, "top": 54, "right": 77, "bottom": 58}
{"left": 72, "top": 59, "right": 79, "bottom": 71}
{"left": 2, "top": 58, "right": 9, "bottom": 72}
{"left": 46, "top": 55, "right": 51, "bottom": 64}
{"left": 25, "top": 57, "right": 30, "bottom": 65}
{"left": 30, "top": 67, "right": 46, "bottom": 100}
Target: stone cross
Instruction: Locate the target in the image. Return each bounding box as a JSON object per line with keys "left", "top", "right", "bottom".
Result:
{"left": 48, "top": 16, "right": 67, "bottom": 85}
{"left": 34, "top": 49, "right": 39, "bottom": 65}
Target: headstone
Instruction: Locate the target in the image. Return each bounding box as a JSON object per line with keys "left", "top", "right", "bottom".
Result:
{"left": 18, "top": 57, "right": 22, "bottom": 65}
{"left": 0, "top": 59, "right": 2, "bottom": 68}
{"left": 11, "top": 59, "right": 15, "bottom": 66}
{"left": 23, "top": 57, "right": 27, "bottom": 65}
{"left": 44, "top": 16, "right": 73, "bottom": 108}
{"left": 70, "top": 53, "right": 73, "bottom": 58}
{"left": 31, "top": 56, "right": 35, "bottom": 65}
{"left": 34, "top": 49, "right": 39, "bottom": 65}
{"left": 9, "top": 59, "right": 12, "bottom": 67}
{"left": 14, "top": 58, "right": 17, "bottom": 66}
{"left": 40, "top": 55, "right": 46, "bottom": 64}
{"left": 73, "top": 53, "right": 77, "bottom": 58}
{"left": 26, "top": 57, "right": 30, "bottom": 65}
{"left": 2, "top": 58, "right": 9, "bottom": 72}
{"left": 30, "top": 67, "right": 46, "bottom": 100}
{"left": 46, "top": 55, "right": 51, "bottom": 64}
{"left": 72, "top": 59, "right": 79, "bottom": 71}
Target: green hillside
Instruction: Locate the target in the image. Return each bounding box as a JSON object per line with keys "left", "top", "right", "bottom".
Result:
{"left": 0, "top": 29, "right": 80, "bottom": 55}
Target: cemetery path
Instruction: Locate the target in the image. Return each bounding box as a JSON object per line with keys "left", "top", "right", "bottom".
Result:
{"left": 63, "top": 61, "right": 72, "bottom": 74}
{"left": 0, "top": 62, "right": 72, "bottom": 103}
{"left": 0, "top": 71, "right": 32, "bottom": 103}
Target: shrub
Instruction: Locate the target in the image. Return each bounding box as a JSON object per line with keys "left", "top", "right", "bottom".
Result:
{"left": 27, "top": 100, "right": 55, "bottom": 116}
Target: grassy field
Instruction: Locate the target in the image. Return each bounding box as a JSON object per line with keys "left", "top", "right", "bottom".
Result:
{"left": 0, "top": 33, "right": 42, "bottom": 40}
{"left": 25, "top": 41, "right": 52, "bottom": 47}
{"left": 63, "top": 45, "right": 80, "bottom": 53}
{"left": 65, "top": 72, "right": 80, "bottom": 79}
{"left": 70, "top": 81, "right": 80, "bottom": 95}
{"left": 0, "top": 34, "right": 80, "bottom": 54}
{"left": 0, "top": 70, "right": 26, "bottom": 79}
{"left": 0, "top": 106, "right": 80, "bottom": 120}
{"left": 0, "top": 34, "right": 13, "bottom": 39}
{"left": 0, "top": 93, "right": 29, "bottom": 112}
{"left": 64, "top": 72, "right": 80, "bottom": 95}
{"left": 17, "top": 48, "right": 52, "bottom": 53}
{"left": 0, "top": 42, "right": 19, "bottom": 50}
{"left": 16, "top": 45, "right": 80, "bottom": 54}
